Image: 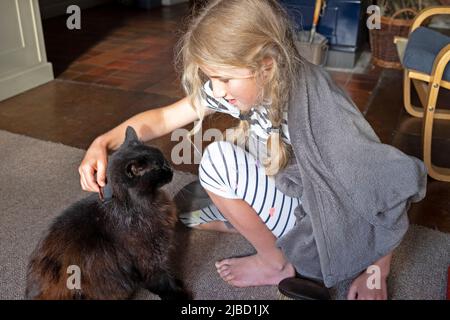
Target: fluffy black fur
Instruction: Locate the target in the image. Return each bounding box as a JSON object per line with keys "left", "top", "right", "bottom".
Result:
{"left": 26, "top": 127, "right": 188, "bottom": 300}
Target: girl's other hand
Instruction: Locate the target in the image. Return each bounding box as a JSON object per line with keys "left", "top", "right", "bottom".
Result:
{"left": 347, "top": 270, "right": 388, "bottom": 300}
{"left": 78, "top": 138, "right": 108, "bottom": 193}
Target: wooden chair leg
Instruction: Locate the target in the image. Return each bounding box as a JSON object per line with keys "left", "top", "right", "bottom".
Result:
{"left": 403, "top": 70, "right": 450, "bottom": 120}
{"left": 413, "top": 78, "right": 450, "bottom": 120}
{"left": 404, "top": 70, "right": 425, "bottom": 118}
{"left": 422, "top": 78, "right": 450, "bottom": 182}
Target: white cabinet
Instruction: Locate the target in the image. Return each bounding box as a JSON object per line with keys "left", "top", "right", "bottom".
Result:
{"left": 0, "top": 0, "right": 53, "bottom": 102}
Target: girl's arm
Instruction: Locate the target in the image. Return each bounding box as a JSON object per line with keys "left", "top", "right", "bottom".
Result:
{"left": 347, "top": 251, "right": 393, "bottom": 300}
{"left": 373, "top": 251, "right": 393, "bottom": 278}
{"left": 97, "top": 96, "right": 212, "bottom": 151}
{"left": 79, "top": 96, "right": 213, "bottom": 192}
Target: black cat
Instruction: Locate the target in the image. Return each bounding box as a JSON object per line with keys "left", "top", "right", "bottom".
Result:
{"left": 26, "top": 126, "right": 189, "bottom": 300}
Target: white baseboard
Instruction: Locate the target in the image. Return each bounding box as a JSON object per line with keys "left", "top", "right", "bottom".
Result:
{"left": 39, "top": 0, "right": 112, "bottom": 19}
{"left": 0, "top": 63, "right": 54, "bottom": 102}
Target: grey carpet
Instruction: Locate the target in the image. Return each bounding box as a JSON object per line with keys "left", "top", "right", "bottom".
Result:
{"left": 0, "top": 130, "right": 449, "bottom": 300}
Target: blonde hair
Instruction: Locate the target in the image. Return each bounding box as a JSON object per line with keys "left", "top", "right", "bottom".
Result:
{"left": 176, "top": 0, "right": 302, "bottom": 175}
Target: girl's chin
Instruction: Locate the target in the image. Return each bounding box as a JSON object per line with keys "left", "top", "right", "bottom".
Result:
{"left": 237, "top": 103, "right": 252, "bottom": 112}
{"left": 238, "top": 107, "right": 250, "bottom": 113}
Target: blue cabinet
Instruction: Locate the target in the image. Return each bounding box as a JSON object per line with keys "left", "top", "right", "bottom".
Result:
{"left": 281, "top": 0, "right": 370, "bottom": 53}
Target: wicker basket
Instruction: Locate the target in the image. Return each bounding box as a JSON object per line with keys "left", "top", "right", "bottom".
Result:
{"left": 369, "top": 8, "right": 418, "bottom": 69}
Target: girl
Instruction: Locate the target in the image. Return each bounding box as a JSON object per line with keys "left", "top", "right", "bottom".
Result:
{"left": 79, "top": 0, "right": 426, "bottom": 299}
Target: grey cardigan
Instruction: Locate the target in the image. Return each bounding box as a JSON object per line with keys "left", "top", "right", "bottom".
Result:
{"left": 274, "top": 60, "right": 427, "bottom": 288}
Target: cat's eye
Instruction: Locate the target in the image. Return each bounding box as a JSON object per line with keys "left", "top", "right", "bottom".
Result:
{"left": 126, "top": 159, "right": 157, "bottom": 178}
{"left": 125, "top": 162, "right": 135, "bottom": 178}
{"left": 126, "top": 161, "right": 143, "bottom": 178}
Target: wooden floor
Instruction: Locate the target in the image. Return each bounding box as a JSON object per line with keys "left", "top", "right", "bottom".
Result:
{"left": 0, "top": 2, "right": 449, "bottom": 233}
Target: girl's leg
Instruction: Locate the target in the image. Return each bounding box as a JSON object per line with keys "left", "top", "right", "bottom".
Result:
{"left": 187, "top": 141, "right": 299, "bottom": 287}
{"left": 206, "top": 190, "right": 295, "bottom": 287}
{"left": 195, "top": 220, "right": 238, "bottom": 233}
{"left": 179, "top": 202, "right": 238, "bottom": 233}
{"left": 180, "top": 141, "right": 299, "bottom": 238}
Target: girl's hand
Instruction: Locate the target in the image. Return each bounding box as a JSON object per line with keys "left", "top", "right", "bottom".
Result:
{"left": 347, "top": 270, "right": 388, "bottom": 300}
{"left": 78, "top": 138, "right": 108, "bottom": 193}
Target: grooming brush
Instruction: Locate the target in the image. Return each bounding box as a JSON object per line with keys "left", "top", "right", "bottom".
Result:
{"left": 309, "top": 0, "right": 323, "bottom": 43}
{"left": 278, "top": 276, "right": 331, "bottom": 300}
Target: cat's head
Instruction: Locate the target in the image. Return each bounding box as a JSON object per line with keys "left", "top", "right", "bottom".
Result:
{"left": 106, "top": 126, "right": 173, "bottom": 200}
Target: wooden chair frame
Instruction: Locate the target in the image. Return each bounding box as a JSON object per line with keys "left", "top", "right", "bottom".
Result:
{"left": 394, "top": 6, "right": 450, "bottom": 181}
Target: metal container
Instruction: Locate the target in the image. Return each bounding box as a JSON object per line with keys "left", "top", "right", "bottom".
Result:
{"left": 295, "top": 31, "right": 329, "bottom": 66}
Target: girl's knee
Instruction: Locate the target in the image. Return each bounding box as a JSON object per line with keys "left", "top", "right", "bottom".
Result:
{"left": 199, "top": 141, "right": 242, "bottom": 199}
{"left": 202, "top": 141, "right": 235, "bottom": 162}
{"left": 200, "top": 141, "right": 235, "bottom": 183}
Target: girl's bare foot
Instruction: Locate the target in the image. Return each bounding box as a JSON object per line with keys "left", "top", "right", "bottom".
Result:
{"left": 215, "top": 253, "right": 295, "bottom": 287}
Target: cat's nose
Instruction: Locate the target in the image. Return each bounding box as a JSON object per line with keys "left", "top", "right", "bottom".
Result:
{"left": 152, "top": 160, "right": 170, "bottom": 171}
{"left": 160, "top": 160, "right": 172, "bottom": 172}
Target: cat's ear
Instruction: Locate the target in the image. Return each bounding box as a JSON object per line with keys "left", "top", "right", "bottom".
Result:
{"left": 124, "top": 126, "right": 139, "bottom": 144}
